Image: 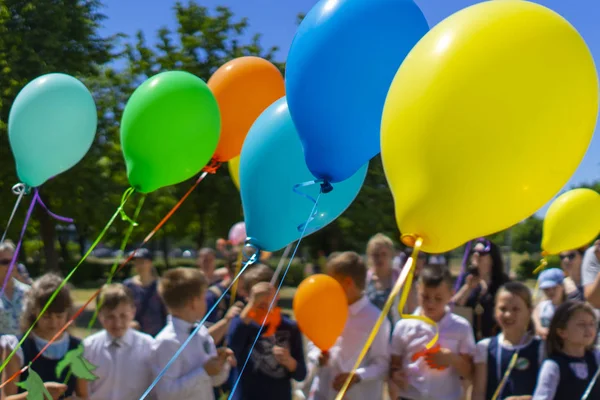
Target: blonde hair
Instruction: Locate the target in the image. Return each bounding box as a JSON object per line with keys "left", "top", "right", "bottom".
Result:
{"left": 366, "top": 233, "right": 394, "bottom": 256}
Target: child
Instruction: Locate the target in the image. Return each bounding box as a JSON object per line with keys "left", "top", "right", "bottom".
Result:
{"left": 227, "top": 264, "right": 307, "bottom": 400}
{"left": 532, "top": 300, "right": 600, "bottom": 399}
{"left": 1, "top": 273, "right": 87, "bottom": 399}
{"left": 82, "top": 283, "right": 155, "bottom": 399}
{"left": 533, "top": 268, "right": 565, "bottom": 340}
{"left": 308, "top": 251, "right": 390, "bottom": 400}
{"left": 390, "top": 264, "right": 475, "bottom": 400}
{"left": 472, "top": 282, "right": 544, "bottom": 400}
{"left": 151, "top": 267, "right": 234, "bottom": 400}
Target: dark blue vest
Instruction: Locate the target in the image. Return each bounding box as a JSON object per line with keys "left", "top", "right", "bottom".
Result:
{"left": 18, "top": 335, "right": 80, "bottom": 398}
{"left": 550, "top": 351, "right": 600, "bottom": 400}
{"left": 485, "top": 335, "right": 542, "bottom": 399}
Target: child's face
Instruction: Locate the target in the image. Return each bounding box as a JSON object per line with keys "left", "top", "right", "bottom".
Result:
{"left": 542, "top": 285, "right": 563, "bottom": 303}
{"left": 36, "top": 310, "right": 68, "bottom": 339}
{"left": 495, "top": 291, "right": 530, "bottom": 334}
{"left": 559, "top": 309, "right": 597, "bottom": 348}
{"left": 99, "top": 302, "right": 135, "bottom": 339}
{"left": 418, "top": 282, "right": 452, "bottom": 321}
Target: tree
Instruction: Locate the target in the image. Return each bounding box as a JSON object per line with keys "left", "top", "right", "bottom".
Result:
{"left": 511, "top": 216, "right": 543, "bottom": 254}
{"left": 0, "top": 0, "right": 116, "bottom": 269}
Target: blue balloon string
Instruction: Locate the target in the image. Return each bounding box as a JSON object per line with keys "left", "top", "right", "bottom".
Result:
{"left": 228, "top": 191, "right": 323, "bottom": 400}
{"left": 293, "top": 179, "right": 327, "bottom": 233}
{"left": 138, "top": 253, "right": 258, "bottom": 400}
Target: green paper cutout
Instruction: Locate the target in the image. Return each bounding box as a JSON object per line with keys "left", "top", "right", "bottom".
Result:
{"left": 56, "top": 345, "right": 98, "bottom": 381}
{"left": 16, "top": 369, "right": 53, "bottom": 400}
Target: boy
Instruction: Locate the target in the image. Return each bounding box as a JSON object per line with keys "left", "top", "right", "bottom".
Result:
{"left": 308, "top": 251, "right": 390, "bottom": 400}
{"left": 83, "top": 283, "right": 155, "bottom": 400}
{"left": 152, "top": 267, "right": 235, "bottom": 400}
{"left": 227, "top": 264, "right": 307, "bottom": 400}
{"left": 391, "top": 264, "right": 475, "bottom": 400}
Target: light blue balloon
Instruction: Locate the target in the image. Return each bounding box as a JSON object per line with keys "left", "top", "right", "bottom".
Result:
{"left": 286, "top": 0, "right": 429, "bottom": 183}
{"left": 8, "top": 73, "right": 97, "bottom": 187}
{"left": 240, "top": 97, "right": 368, "bottom": 252}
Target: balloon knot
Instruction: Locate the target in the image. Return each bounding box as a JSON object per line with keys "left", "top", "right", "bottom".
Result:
{"left": 11, "top": 183, "right": 30, "bottom": 196}
{"left": 320, "top": 181, "right": 333, "bottom": 194}
{"left": 202, "top": 158, "right": 222, "bottom": 174}
{"left": 401, "top": 234, "right": 417, "bottom": 247}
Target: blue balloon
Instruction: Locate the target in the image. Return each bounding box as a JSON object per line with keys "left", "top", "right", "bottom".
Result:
{"left": 286, "top": 0, "right": 428, "bottom": 183}
{"left": 8, "top": 73, "right": 97, "bottom": 187}
{"left": 240, "top": 97, "right": 367, "bottom": 252}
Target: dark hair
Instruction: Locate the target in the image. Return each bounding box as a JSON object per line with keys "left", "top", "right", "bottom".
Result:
{"left": 159, "top": 267, "right": 207, "bottom": 310}
{"left": 473, "top": 239, "right": 508, "bottom": 290}
{"left": 496, "top": 281, "right": 534, "bottom": 333}
{"left": 97, "top": 283, "right": 135, "bottom": 311}
{"left": 546, "top": 300, "right": 597, "bottom": 356}
{"left": 21, "top": 273, "right": 73, "bottom": 332}
{"left": 326, "top": 251, "right": 367, "bottom": 290}
{"left": 242, "top": 264, "right": 274, "bottom": 293}
{"left": 420, "top": 264, "right": 452, "bottom": 288}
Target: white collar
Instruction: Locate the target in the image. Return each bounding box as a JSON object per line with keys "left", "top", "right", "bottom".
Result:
{"left": 169, "top": 315, "right": 197, "bottom": 334}
{"left": 105, "top": 328, "right": 134, "bottom": 347}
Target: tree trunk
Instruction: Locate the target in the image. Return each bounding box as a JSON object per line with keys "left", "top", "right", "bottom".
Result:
{"left": 37, "top": 206, "right": 58, "bottom": 271}
{"left": 76, "top": 225, "right": 87, "bottom": 258}
{"left": 161, "top": 234, "right": 170, "bottom": 269}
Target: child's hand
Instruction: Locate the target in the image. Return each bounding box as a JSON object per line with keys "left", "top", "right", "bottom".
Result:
{"left": 332, "top": 373, "right": 361, "bottom": 391}
{"left": 248, "top": 282, "right": 274, "bottom": 309}
{"left": 225, "top": 301, "right": 244, "bottom": 321}
{"left": 318, "top": 351, "right": 329, "bottom": 367}
{"left": 424, "top": 347, "right": 453, "bottom": 369}
{"left": 205, "top": 351, "right": 229, "bottom": 376}
{"left": 43, "top": 382, "right": 68, "bottom": 399}
{"left": 217, "top": 347, "right": 236, "bottom": 367}
{"left": 273, "top": 345, "right": 297, "bottom": 372}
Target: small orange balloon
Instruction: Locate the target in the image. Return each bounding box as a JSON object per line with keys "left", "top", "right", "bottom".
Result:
{"left": 208, "top": 57, "right": 285, "bottom": 162}
{"left": 293, "top": 274, "right": 348, "bottom": 351}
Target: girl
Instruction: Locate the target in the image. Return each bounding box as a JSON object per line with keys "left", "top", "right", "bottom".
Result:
{"left": 472, "top": 282, "right": 544, "bottom": 400}
{"left": 1, "top": 273, "right": 87, "bottom": 399}
{"left": 532, "top": 301, "right": 600, "bottom": 400}
{"left": 533, "top": 268, "right": 566, "bottom": 340}
{"left": 453, "top": 239, "right": 510, "bottom": 340}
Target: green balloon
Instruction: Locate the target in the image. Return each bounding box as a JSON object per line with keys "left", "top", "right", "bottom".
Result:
{"left": 121, "top": 71, "right": 221, "bottom": 193}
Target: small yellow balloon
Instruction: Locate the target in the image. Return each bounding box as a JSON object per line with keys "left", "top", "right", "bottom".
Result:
{"left": 228, "top": 155, "right": 240, "bottom": 191}
{"left": 542, "top": 189, "right": 600, "bottom": 255}
{"left": 381, "top": 0, "right": 598, "bottom": 253}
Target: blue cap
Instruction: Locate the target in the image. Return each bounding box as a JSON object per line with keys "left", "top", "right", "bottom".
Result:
{"left": 538, "top": 268, "right": 564, "bottom": 289}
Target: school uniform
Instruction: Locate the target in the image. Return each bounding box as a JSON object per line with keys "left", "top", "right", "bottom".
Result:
{"left": 391, "top": 307, "right": 476, "bottom": 400}
{"left": 532, "top": 349, "right": 600, "bottom": 400}
{"left": 151, "top": 315, "right": 230, "bottom": 400}
{"left": 83, "top": 328, "right": 155, "bottom": 400}
{"left": 307, "top": 296, "right": 390, "bottom": 400}
{"left": 474, "top": 333, "right": 544, "bottom": 399}
{"left": 3, "top": 333, "right": 79, "bottom": 398}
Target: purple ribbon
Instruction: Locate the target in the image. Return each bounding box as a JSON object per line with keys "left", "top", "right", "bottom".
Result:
{"left": 0, "top": 189, "right": 73, "bottom": 296}
{"left": 454, "top": 240, "right": 473, "bottom": 291}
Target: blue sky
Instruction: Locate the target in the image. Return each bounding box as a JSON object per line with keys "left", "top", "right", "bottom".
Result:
{"left": 99, "top": 0, "right": 600, "bottom": 214}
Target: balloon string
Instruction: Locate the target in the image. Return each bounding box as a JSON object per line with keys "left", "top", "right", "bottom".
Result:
{"left": 228, "top": 192, "right": 323, "bottom": 400}
{"left": 532, "top": 258, "right": 548, "bottom": 301}
{"left": 0, "top": 173, "right": 210, "bottom": 388}
{"left": 271, "top": 243, "right": 294, "bottom": 286}
{"left": 0, "top": 183, "right": 28, "bottom": 244}
{"left": 86, "top": 195, "right": 146, "bottom": 334}
{"left": 0, "top": 187, "right": 135, "bottom": 381}
{"left": 335, "top": 238, "right": 426, "bottom": 400}
{"left": 139, "top": 253, "right": 259, "bottom": 400}
{"left": 0, "top": 189, "right": 74, "bottom": 297}
{"left": 292, "top": 179, "right": 330, "bottom": 233}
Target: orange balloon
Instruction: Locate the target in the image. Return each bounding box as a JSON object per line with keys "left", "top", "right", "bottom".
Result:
{"left": 293, "top": 274, "right": 348, "bottom": 351}
{"left": 208, "top": 57, "right": 285, "bottom": 162}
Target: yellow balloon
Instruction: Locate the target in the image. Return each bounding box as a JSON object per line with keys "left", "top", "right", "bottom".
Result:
{"left": 542, "top": 189, "right": 600, "bottom": 255}
{"left": 381, "top": 0, "right": 598, "bottom": 253}
{"left": 228, "top": 155, "right": 240, "bottom": 191}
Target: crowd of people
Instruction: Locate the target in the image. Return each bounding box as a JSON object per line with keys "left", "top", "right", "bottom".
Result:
{"left": 0, "top": 235, "right": 599, "bottom": 400}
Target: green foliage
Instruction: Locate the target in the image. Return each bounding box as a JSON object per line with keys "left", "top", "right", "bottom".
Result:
{"left": 516, "top": 258, "right": 538, "bottom": 280}
{"left": 15, "top": 369, "right": 52, "bottom": 400}
{"left": 512, "top": 216, "right": 543, "bottom": 254}
{"left": 56, "top": 345, "right": 98, "bottom": 381}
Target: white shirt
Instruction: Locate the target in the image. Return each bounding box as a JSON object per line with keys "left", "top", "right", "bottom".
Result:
{"left": 391, "top": 307, "right": 476, "bottom": 400}
{"left": 151, "top": 315, "right": 229, "bottom": 400}
{"left": 83, "top": 328, "right": 155, "bottom": 400}
{"left": 308, "top": 296, "right": 390, "bottom": 400}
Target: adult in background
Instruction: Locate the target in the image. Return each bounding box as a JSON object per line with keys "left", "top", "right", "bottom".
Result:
{"left": 0, "top": 241, "right": 30, "bottom": 335}
{"left": 123, "top": 248, "right": 167, "bottom": 337}
{"left": 452, "top": 238, "right": 509, "bottom": 341}
{"left": 579, "top": 240, "right": 600, "bottom": 308}
{"left": 558, "top": 247, "right": 586, "bottom": 300}
{"left": 365, "top": 233, "right": 401, "bottom": 324}
{"left": 196, "top": 247, "right": 221, "bottom": 285}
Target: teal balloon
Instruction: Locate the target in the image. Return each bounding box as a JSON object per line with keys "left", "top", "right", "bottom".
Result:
{"left": 8, "top": 73, "right": 97, "bottom": 187}
{"left": 240, "top": 97, "right": 367, "bottom": 251}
